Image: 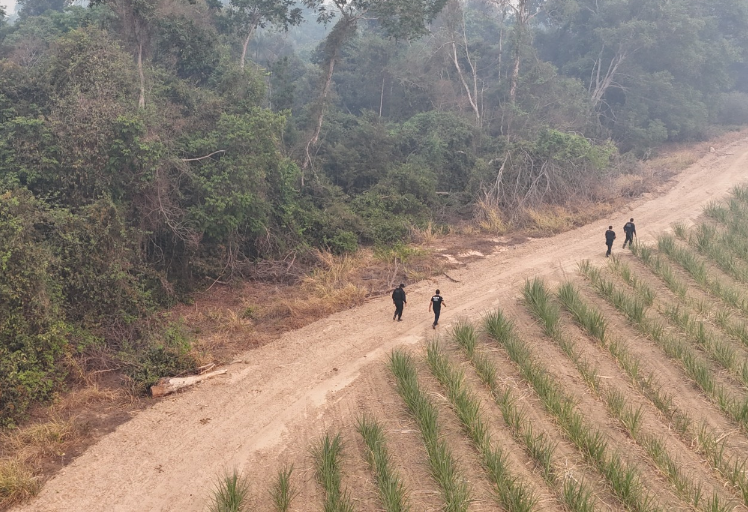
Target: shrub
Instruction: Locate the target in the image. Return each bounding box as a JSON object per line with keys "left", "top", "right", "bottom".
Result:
{"left": 325, "top": 230, "right": 358, "bottom": 255}
{"left": 0, "top": 190, "right": 70, "bottom": 426}
{"left": 123, "top": 321, "right": 198, "bottom": 395}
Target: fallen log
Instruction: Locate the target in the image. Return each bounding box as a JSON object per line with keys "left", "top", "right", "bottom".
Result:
{"left": 150, "top": 369, "right": 227, "bottom": 397}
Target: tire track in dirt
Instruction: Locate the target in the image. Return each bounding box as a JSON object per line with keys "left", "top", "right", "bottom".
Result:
{"left": 15, "top": 138, "right": 748, "bottom": 511}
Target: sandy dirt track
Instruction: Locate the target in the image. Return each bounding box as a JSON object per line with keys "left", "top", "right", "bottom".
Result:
{"left": 16, "top": 138, "right": 748, "bottom": 511}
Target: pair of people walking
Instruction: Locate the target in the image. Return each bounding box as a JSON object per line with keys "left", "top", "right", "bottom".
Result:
{"left": 605, "top": 218, "right": 637, "bottom": 257}
{"left": 391, "top": 284, "right": 446, "bottom": 328}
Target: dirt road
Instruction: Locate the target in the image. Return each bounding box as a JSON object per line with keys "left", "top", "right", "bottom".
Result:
{"left": 16, "top": 138, "right": 748, "bottom": 511}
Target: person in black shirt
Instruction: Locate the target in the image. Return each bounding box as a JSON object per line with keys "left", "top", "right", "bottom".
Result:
{"left": 392, "top": 283, "right": 406, "bottom": 321}
{"left": 605, "top": 226, "right": 616, "bottom": 257}
{"left": 429, "top": 289, "right": 446, "bottom": 329}
{"left": 622, "top": 218, "right": 636, "bottom": 249}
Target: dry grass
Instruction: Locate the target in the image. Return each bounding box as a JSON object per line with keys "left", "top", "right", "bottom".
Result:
{"left": 252, "top": 252, "right": 370, "bottom": 322}
{"left": 614, "top": 174, "right": 647, "bottom": 197}
{"left": 0, "top": 458, "right": 40, "bottom": 508}
{"left": 651, "top": 153, "right": 699, "bottom": 173}
{"left": 645, "top": 127, "right": 748, "bottom": 178}
{"left": 0, "top": 418, "right": 76, "bottom": 506}
{"left": 411, "top": 221, "right": 446, "bottom": 245}
{"left": 0, "top": 379, "right": 129, "bottom": 509}
{"left": 11, "top": 420, "right": 75, "bottom": 455}
{"left": 53, "top": 383, "right": 125, "bottom": 414}
{"left": 475, "top": 200, "right": 510, "bottom": 234}
{"left": 525, "top": 206, "right": 575, "bottom": 234}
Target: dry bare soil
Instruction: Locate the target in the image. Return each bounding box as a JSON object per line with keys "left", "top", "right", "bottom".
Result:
{"left": 16, "top": 137, "right": 748, "bottom": 511}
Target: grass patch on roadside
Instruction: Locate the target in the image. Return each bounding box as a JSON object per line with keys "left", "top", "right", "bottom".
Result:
{"left": 0, "top": 458, "right": 40, "bottom": 508}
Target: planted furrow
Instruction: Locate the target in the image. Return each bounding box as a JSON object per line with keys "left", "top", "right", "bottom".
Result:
{"left": 523, "top": 278, "right": 729, "bottom": 510}
{"left": 577, "top": 261, "right": 748, "bottom": 432}
{"left": 484, "top": 308, "right": 660, "bottom": 512}
{"left": 270, "top": 464, "right": 296, "bottom": 512}
{"left": 560, "top": 278, "right": 748, "bottom": 507}
{"left": 312, "top": 433, "right": 356, "bottom": 512}
{"left": 389, "top": 349, "right": 471, "bottom": 511}
{"left": 450, "top": 320, "right": 600, "bottom": 512}
{"left": 630, "top": 244, "right": 689, "bottom": 299}
{"left": 357, "top": 415, "right": 410, "bottom": 512}
{"left": 600, "top": 259, "right": 748, "bottom": 388}
{"left": 673, "top": 222, "right": 748, "bottom": 284}
{"left": 425, "top": 340, "right": 540, "bottom": 511}
{"left": 658, "top": 234, "right": 748, "bottom": 317}
{"left": 630, "top": 243, "right": 748, "bottom": 352}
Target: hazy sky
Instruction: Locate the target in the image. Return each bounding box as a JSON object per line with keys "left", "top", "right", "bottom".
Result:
{"left": 1, "top": 0, "right": 16, "bottom": 14}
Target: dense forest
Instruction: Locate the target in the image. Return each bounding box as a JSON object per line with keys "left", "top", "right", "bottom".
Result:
{"left": 1, "top": 0, "right": 747, "bottom": 425}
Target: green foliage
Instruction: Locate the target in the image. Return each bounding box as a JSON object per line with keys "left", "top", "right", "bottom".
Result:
{"left": 398, "top": 112, "right": 475, "bottom": 193}
{"left": 124, "top": 321, "right": 198, "bottom": 395}
{"left": 185, "top": 110, "right": 294, "bottom": 243}
{"left": 0, "top": 190, "right": 69, "bottom": 426}
{"left": 325, "top": 230, "right": 358, "bottom": 254}
{"left": 534, "top": 130, "right": 615, "bottom": 170}
{"left": 155, "top": 15, "right": 220, "bottom": 84}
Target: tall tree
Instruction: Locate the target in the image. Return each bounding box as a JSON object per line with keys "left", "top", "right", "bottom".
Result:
{"left": 93, "top": 0, "right": 156, "bottom": 108}
{"left": 301, "top": 0, "right": 449, "bottom": 182}
{"left": 226, "top": 0, "right": 303, "bottom": 70}
{"left": 540, "top": 0, "right": 748, "bottom": 146}
{"left": 443, "top": 0, "right": 482, "bottom": 126}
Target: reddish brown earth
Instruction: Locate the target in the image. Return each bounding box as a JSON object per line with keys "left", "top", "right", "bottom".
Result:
{"left": 15, "top": 137, "right": 748, "bottom": 511}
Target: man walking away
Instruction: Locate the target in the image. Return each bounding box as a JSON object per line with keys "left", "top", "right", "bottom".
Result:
{"left": 605, "top": 226, "right": 616, "bottom": 257}
{"left": 623, "top": 218, "right": 637, "bottom": 249}
{"left": 392, "top": 283, "right": 406, "bottom": 321}
{"left": 429, "top": 289, "right": 446, "bottom": 329}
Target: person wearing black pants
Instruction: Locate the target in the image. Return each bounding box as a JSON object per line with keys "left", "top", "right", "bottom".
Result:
{"left": 605, "top": 226, "right": 616, "bottom": 257}
{"left": 622, "top": 218, "right": 636, "bottom": 249}
{"left": 429, "top": 290, "right": 446, "bottom": 329}
{"left": 392, "top": 283, "right": 406, "bottom": 321}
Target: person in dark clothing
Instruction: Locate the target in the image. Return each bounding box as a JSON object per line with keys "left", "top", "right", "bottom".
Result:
{"left": 429, "top": 290, "right": 446, "bottom": 329}
{"left": 392, "top": 283, "right": 406, "bottom": 321}
{"left": 622, "top": 218, "right": 636, "bottom": 249}
{"left": 605, "top": 226, "right": 616, "bottom": 257}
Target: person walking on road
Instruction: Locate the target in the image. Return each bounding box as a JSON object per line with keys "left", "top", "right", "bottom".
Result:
{"left": 605, "top": 226, "right": 616, "bottom": 257}
{"left": 623, "top": 218, "right": 637, "bottom": 249}
{"left": 429, "top": 290, "right": 446, "bottom": 329}
{"left": 392, "top": 283, "right": 406, "bottom": 321}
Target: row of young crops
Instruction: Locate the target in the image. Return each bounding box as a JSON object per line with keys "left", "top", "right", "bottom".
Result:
{"left": 210, "top": 185, "right": 748, "bottom": 511}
